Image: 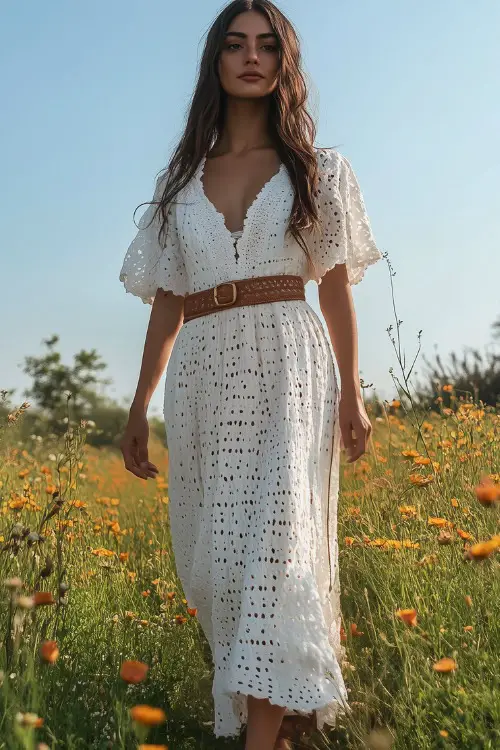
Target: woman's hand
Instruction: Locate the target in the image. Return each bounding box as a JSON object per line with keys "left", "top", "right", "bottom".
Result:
{"left": 119, "top": 407, "right": 159, "bottom": 480}
{"left": 339, "top": 393, "right": 373, "bottom": 463}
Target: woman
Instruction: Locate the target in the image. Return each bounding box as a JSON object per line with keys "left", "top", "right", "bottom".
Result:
{"left": 119, "top": 2, "right": 383, "bottom": 748}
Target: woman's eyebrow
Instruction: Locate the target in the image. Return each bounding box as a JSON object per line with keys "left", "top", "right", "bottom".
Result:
{"left": 224, "top": 31, "right": 278, "bottom": 39}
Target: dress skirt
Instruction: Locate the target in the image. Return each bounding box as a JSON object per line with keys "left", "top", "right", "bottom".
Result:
{"left": 163, "top": 298, "right": 348, "bottom": 738}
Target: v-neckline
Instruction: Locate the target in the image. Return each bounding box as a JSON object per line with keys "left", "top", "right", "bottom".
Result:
{"left": 197, "top": 155, "right": 285, "bottom": 247}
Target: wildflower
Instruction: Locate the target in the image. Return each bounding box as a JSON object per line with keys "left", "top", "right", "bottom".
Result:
{"left": 413, "top": 456, "right": 431, "bottom": 466}
{"left": 344, "top": 537, "right": 355, "bottom": 546}
{"left": 91, "top": 547, "right": 115, "bottom": 558}
{"left": 402, "top": 540, "right": 420, "bottom": 549}
{"left": 463, "top": 626, "right": 473, "bottom": 632}
{"left": 166, "top": 591, "right": 176, "bottom": 601}
{"left": 350, "top": 623, "right": 364, "bottom": 637}
{"left": 15, "top": 595, "right": 35, "bottom": 609}
{"left": 465, "top": 537, "right": 499, "bottom": 560}
{"left": 428, "top": 517, "right": 453, "bottom": 529}
{"left": 139, "top": 745, "right": 168, "bottom": 750}
{"left": 33, "top": 591, "right": 56, "bottom": 606}
{"left": 450, "top": 498, "right": 459, "bottom": 508}
{"left": 15, "top": 712, "right": 44, "bottom": 727}
{"left": 187, "top": 607, "right": 197, "bottom": 617}
{"left": 432, "top": 657, "right": 457, "bottom": 673}
{"left": 120, "top": 660, "right": 149, "bottom": 684}
{"left": 410, "top": 474, "right": 434, "bottom": 486}
{"left": 130, "top": 705, "right": 167, "bottom": 726}
{"left": 464, "top": 595, "right": 472, "bottom": 607}
{"left": 402, "top": 449, "right": 420, "bottom": 459}
{"left": 456, "top": 528, "right": 473, "bottom": 541}
{"left": 474, "top": 479, "right": 500, "bottom": 507}
{"left": 119, "top": 552, "right": 129, "bottom": 562}
{"left": 439, "top": 730, "right": 449, "bottom": 738}
{"left": 398, "top": 506, "right": 417, "bottom": 518}
{"left": 40, "top": 640, "right": 59, "bottom": 664}
{"left": 395, "top": 609, "right": 417, "bottom": 627}
{"left": 3, "top": 577, "right": 23, "bottom": 590}
{"left": 175, "top": 615, "right": 187, "bottom": 625}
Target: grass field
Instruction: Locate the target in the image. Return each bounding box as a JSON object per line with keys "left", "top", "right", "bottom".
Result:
{"left": 0, "top": 393, "right": 498, "bottom": 749}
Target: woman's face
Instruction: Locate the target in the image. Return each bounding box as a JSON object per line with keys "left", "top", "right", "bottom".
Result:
{"left": 218, "top": 10, "right": 280, "bottom": 99}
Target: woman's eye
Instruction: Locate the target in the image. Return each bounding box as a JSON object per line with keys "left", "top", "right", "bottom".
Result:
{"left": 226, "top": 43, "right": 242, "bottom": 50}
{"left": 262, "top": 45, "right": 278, "bottom": 52}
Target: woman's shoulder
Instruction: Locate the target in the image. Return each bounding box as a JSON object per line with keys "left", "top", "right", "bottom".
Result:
{"left": 314, "top": 146, "right": 347, "bottom": 173}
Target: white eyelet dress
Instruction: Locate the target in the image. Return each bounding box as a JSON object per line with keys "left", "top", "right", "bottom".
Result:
{"left": 119, "top": 147, "right": 383, "bottom": 738}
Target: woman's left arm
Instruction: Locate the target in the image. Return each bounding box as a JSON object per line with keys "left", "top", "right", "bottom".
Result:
{"left": 318, "top": 262, "right": 373, "bottom": 463}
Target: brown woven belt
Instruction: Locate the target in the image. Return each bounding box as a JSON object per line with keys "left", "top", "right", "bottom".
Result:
{"left": 182, "top": 274, "right": 306, "bottom": 324}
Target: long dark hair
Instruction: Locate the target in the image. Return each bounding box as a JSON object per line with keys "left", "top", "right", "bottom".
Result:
{"left": 139, "top": 0, "right": 323, "bottom": 265}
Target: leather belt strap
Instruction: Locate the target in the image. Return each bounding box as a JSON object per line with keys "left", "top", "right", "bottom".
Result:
{"left": 183, "top": 274, "right": 305, "bottom": 324}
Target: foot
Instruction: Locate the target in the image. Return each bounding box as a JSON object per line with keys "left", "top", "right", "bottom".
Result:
{"left": 273, "top": 712, "right": 317, "bottom": 748}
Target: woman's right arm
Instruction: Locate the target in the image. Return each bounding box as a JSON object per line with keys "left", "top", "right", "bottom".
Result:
{"left": 120, "top": 289, "right": 184, "bottom": 480}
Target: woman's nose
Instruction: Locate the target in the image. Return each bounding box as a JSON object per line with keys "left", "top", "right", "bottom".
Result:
{"left": 245, "top": 44, "right": 259, "bottom": 63}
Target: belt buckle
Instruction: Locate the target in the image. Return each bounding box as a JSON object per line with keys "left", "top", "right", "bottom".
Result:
{"left": 213, "top": 282, "right": 237, "bottom": 307}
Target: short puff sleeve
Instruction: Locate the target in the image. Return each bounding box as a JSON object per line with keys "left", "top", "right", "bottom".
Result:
{"left": 119, "top": 175, "right": 188, "bottom": 304}
{"left": 309, "top": 148, "right": 383, "bottom": 286}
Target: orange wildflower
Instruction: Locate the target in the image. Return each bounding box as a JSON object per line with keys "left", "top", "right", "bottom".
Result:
{"left": 40, "top": 640, "right": 59, "bottom": 663}
{"left": 344, "top": 537, "right": 355, "bottom": 546}
{"left": 465, "top": 537, "right": 500, "bottom": 560}
{"left": 474, "top": 479, "right": 500, "bottom": 507}
{"left": 33, "top": 591, "right": 56, "bottom": 606}
{"left": 413, "top": 456, "right": 431, "bottom": 466}
{"left": 166, "top": 591, "right": 176, "bottom": 601}
{"left": 428, "top": 517, "right": 453, "bottom": 529}
{"left": 432, "top": 657, "right": 457, "bottom": 673}
{"left": 130, "top": 705, "right": 167, "bottom": 726}
{"left": 139, "top": 746, "right": 169, "bottom": 750}
{"left": 395, "top": 609, "right": 417, "bottom": 627}
{"left": 456, "top": 528, "right": 473, "bottom": 541}
{"left": 187, "top": 607, "right": 198, "bottom": 617}
{"left": 120, "top": 660, "right": 149, "bottom": 684}
{"left": 398, "top": 505, "right": 417, "bottom": 518}
{"left": 464, "top": 595, "right": 472, "bottom": 607}
{"left": 350, "top": 623, "right": 364, "bottom": 637}
{"left": 175, "top": 614, "right": 187, "bottom": 625}
{"left": 410, "top": 474, "right": 434, "bottom": 486}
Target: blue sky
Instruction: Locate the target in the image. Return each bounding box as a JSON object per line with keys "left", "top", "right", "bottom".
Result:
{"left": 1, "top": 0, "right": 499, "bottom": 418}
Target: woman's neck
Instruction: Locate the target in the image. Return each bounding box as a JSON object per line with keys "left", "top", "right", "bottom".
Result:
{"left": 210, "top": 96, "right": 275, "bottom": 157}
